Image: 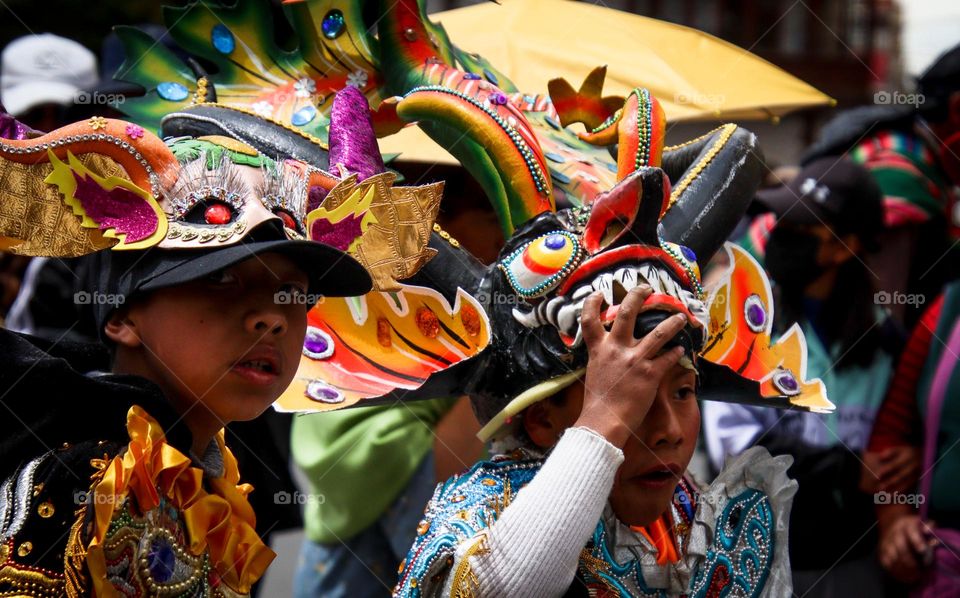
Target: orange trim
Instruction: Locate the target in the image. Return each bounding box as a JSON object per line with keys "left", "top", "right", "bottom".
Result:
{"left": 630, "top": 515, "right": 679, "bottom": 566}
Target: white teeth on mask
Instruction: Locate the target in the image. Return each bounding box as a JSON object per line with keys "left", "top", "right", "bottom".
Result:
{"left": 659, "top": 269, "right": 674, "bottom": 294}
{"left": 557, "top": 301, "right": 581, "bottom": 337}
{"left": 513, "top": 306, "right": 542, "bottom": 329}
{"left": 572, "top": 285, "right": 593, "bottom": 301}
{"left": 510, "top": 262, "right": 706, "bottom": 347}
{"left": 616, "top": 267, "right": 638, "bottom": 290}
{"left": 597, "top": 273, "right": 615, "bottom": 305}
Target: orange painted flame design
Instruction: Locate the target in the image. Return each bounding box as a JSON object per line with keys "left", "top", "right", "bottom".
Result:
{"left": 702, "top": 243, "right": 833, "bottom": 413}
{"left": 275, "top": 284, "right": 490, "bottom": 412}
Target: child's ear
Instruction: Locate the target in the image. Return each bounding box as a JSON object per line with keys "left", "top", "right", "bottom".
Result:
{"left": 103, "top": 308, "right": 141, "bottom": 348}
{"left": 522, "top": 401, "right": 561, "bottom": 449}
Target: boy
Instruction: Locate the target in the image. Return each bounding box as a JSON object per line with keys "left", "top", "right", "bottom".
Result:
{"left": 0, "top": 111, "right": 371, "bottom": 595}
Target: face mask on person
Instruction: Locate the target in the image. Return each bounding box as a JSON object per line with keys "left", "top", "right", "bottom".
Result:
{"left": 764, "top": 226, "right": 824, "bottom": 293}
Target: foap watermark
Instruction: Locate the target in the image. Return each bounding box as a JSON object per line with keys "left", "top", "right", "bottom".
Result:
{"left": 476, "top": 291, "right": 523, "bottom": 306}
{"left": 674, "top": 92, "right": 725, "bottom": 110}
{"left": 274, "top": 490, "right": 325, "bottom": 506}
{"left": 874, "top": 290, "right": 926, "bottom": 308}
{"left": 873, "top": 90, "right": 924, "bottom": 109}
{"left": 74, "top": 490, "right": 124, "bottom": 506}
{"left": 74, "top": 91, "right": 125, "bottom": 106}
{"left": 274, "top": 291, "right": 325, "bottom": 306}
{"left": 74, "top": 290, "right": 125, "bottom": 306}
{"left": 875, "top": 491, "right": 925, "bottom": 506}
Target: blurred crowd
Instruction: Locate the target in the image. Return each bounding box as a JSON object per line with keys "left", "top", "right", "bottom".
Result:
{"left": 0, "top": 27, "right": 958, "bottom": 598}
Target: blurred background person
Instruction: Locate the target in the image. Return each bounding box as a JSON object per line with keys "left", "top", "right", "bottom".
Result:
{"left": 862, "top": 280, "right": 960, "bottom": 596}
{"left": 703, "top": 158, "right": 903, "bottom": 597}
{"left": 0, "top": 33, "right": 96, "bottom": 131}
{"left": 292, "top": 400, "right": 483, "bottom": 598}
{"left": 803, "top": 44, "right": 960, "bottom": 330}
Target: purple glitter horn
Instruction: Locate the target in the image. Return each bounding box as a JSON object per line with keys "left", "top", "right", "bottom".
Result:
{"left": 0, "top": 104, "right": 41, "bottom": 140}
{"left": 327, "top": 86, "right": 385, "bottom": 182}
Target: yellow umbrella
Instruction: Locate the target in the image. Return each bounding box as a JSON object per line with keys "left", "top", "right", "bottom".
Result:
{"left": 429, "top": 0, "right": 834, "bottom": 121}
{"left": 379, "top": 0, "right": 834, "bottom": 163}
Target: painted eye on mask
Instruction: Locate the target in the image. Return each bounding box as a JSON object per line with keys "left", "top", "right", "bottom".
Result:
{"left": 500, "top": 230, "right": 584, "bottom": 298}
{"left": 269, "top": 207, "right": 305, "bottom": 235}
{"left": 176, "top": 187, "right": 243, "bottom": 226}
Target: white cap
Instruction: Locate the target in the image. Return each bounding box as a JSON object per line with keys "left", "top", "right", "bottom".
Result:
{"left": 1, "top": 34, "right": 97, "bottom": 116}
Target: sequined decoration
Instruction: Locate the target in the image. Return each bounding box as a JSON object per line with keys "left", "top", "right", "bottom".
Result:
{"left": 211, "top": 24, "right": 235, "bottom": 54}
{"left": 257, "top": 161, "right": 308, "bottom": 233}
{"left": 394, "top": 455, "right": 540, "bottom": 597}
{"left": 688, "top": 489, "right": 774, "bottom": 598}
{"left": 166, "top": 154, "right": 247, "bottom": 221}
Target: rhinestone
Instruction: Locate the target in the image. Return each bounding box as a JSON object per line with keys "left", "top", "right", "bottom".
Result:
{"left": 321, "top": 9, "right": 345, "bottom": 39}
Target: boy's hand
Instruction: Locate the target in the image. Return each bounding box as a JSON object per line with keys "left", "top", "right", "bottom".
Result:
{"left": 574, "top": 286, "right": 687, "bottom": 449}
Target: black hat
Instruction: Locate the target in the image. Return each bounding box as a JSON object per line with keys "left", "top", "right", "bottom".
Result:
{"left": 917, "top": 43, "right": 960, "bottom": 120}
{"left": 754, "top": 157, "right": 884, "bottom": 249}
{"left": 89, "top": 219, "right": 372, "bottom": 331}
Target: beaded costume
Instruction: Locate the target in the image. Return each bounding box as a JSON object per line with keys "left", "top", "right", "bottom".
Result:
{"left": 396, "top": 447, "right": 794, "bottom": 598}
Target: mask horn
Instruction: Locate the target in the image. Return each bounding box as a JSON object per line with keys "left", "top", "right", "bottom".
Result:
{"left": 658, "top": 124, "right": 764, "bottom": 262}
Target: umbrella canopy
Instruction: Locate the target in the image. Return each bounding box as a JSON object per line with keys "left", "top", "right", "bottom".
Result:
{"left": 427, "top": 0, "right": 834, "bottom": 122}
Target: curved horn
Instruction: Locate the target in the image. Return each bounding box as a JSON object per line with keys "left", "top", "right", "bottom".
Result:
{"left": 578, "top": 88, "right": 667, "bottom": 180}
{"left": 396, "top": 82, "right": 554, "bottom": 236}
{"left": 327, "top": 86, "right": 385, "bottom": 181}
{"left": 658, "top": 124, "right": 764, "bottom": 262}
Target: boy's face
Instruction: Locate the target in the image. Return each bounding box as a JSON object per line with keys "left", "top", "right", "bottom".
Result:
{"left": 530, "top": 363, "right": 700, "bottom": 527}
{"left": 608, "top": 364, "right": 699, "bottom": 527}
{"left": 111, "top": 252, "right": 310, "bottom": 428}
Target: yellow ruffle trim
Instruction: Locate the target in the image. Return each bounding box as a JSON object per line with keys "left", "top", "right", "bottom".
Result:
{"left": 85, "top": 405, "right": 275, "bottom": 596}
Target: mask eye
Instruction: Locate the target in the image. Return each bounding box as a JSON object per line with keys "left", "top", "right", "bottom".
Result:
{"left": 181, "top": 198, "right": 238, "bottom": 225}
{"left": 500, "top": 231, "right": 584, "bottom": 298}
{"left": 273, "top": 208, "right": 304, "bottom": 235}
{"left": 174, "top": 185, "right": 243, "bottom": 226}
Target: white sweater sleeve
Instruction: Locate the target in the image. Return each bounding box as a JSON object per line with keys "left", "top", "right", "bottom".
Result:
{"left": 440, "top": 426, "right": 624, "bottom": 598}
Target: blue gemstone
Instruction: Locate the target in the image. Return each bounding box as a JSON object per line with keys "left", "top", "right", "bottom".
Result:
{"left": 322, "top": 9, "right": 345, "bottom": 39}
{"left": 545, "top": 152, "right": 565, "bottom": 164}
{"left": 483, "top": 68, "right": 499, "bottom": 85}
{"left": 211, "top": 24, "right": 235, "bottom": 54}
{"left": 550, "top": 169, "right": 571, "bottom": 184}
{"left": 679, "top": 245, "right": 697, "bottom": 262}
{"left": 544, "top": 234, "right": 567, "bottom": 250}
{"left": 463, "top": 72, "right": 481, "bottom": 80}
{"left": 291, "top": 105, "right": 317, "bottom": 126}
{"left": 147, "top": 539, "right": 175, "bottom": 583}
{"left": 157, "top": 82, "right": 189, "bottom": 102}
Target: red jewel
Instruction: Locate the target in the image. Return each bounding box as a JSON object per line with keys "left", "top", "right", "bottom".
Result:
{"left": 277, "top": 210, "right": 298, "bottom": 231}
{"left": 204, "top": 203, "right": 232, "bottom": 225}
